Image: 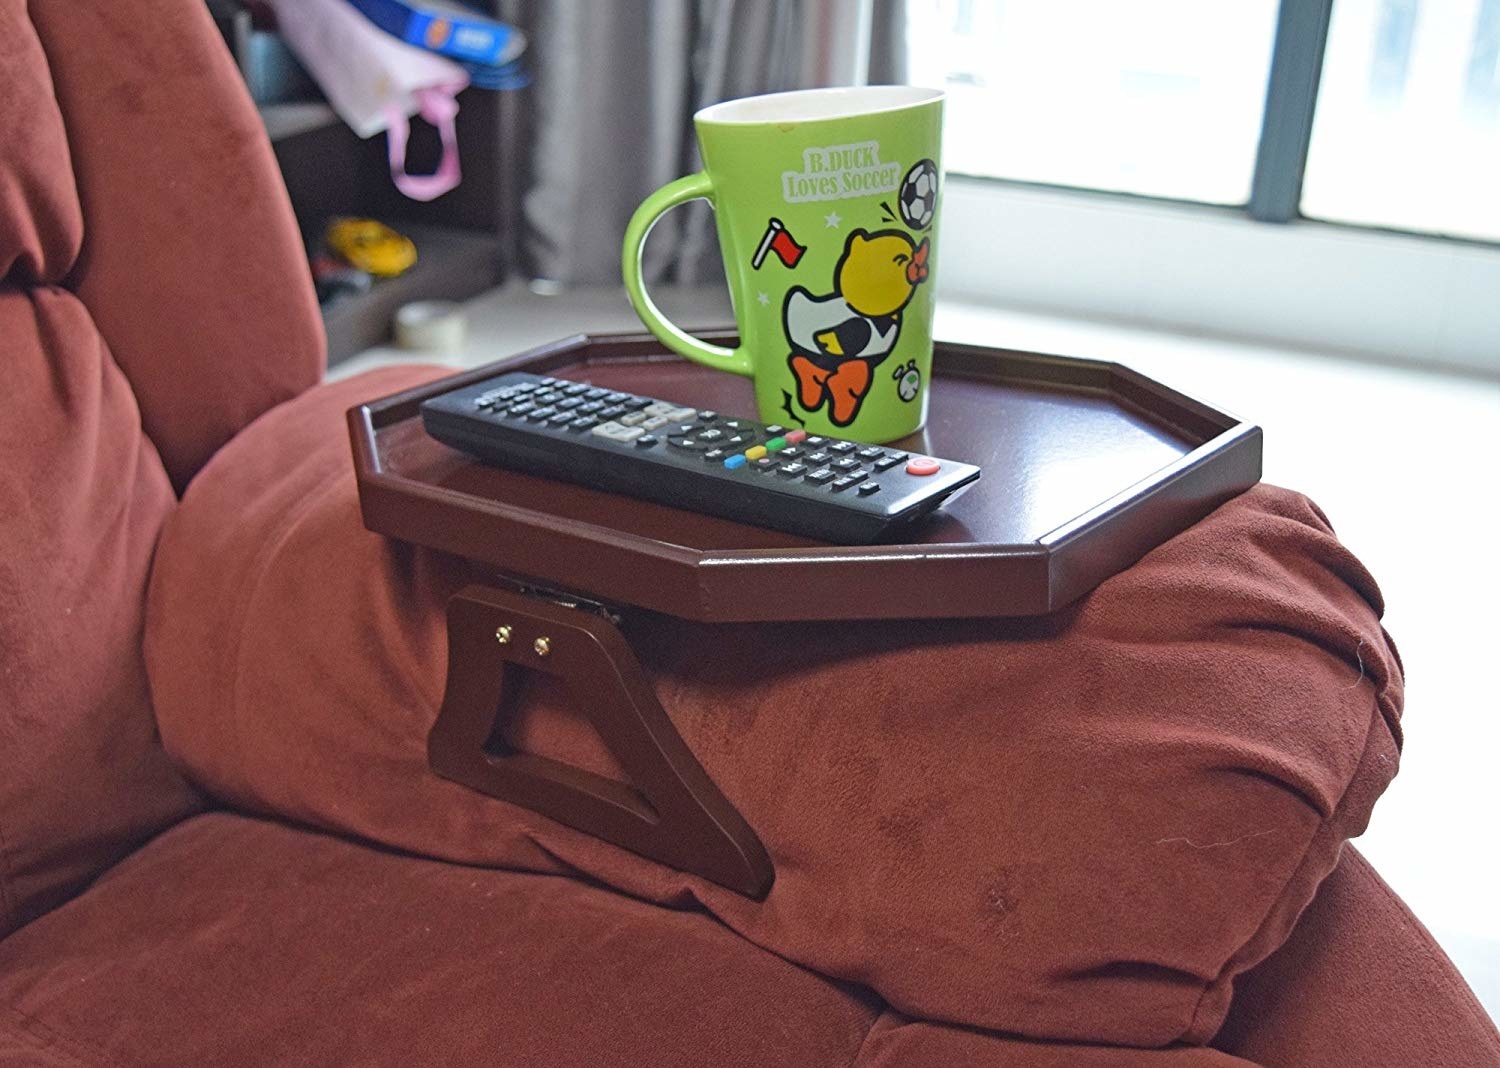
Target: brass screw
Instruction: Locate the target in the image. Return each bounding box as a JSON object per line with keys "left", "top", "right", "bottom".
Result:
{"left": 532, "top": 636, "right": 552, "bottom": 657}
{"left": 495, "top": 625, "right": 512, "bottom": 645}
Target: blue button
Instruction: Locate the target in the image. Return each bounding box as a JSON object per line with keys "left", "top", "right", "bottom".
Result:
{"left": 723, "top": 454, "right": 747, "bottom": 470}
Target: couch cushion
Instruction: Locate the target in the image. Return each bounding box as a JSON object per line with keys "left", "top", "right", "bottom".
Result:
{"left": 0, "top": 1, "right": 79, "bottom": 286}
{"left": 27, "top": 0, "right": 324, "bottom": 492}
{"left": 0, "top": 285, "right": 202, "bottom": 940}
{"left": 0, "top": 4, "right": 201, "bottom": 934}
{"left": 0, "top": 812, "right": 880, "bottom": 1067}
{"left": 146, "top": 367, "right": 1403, "bottom": 1049}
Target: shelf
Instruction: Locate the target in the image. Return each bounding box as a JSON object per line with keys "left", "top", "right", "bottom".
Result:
{"left": 259, "top": 101, "right": 339, "bottom": 143}
{"left": 321, "top": 224, "right": 504, "bottom": 367}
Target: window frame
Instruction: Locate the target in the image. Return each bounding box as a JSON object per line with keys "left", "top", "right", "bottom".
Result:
{"left": 1247, "top": 0, "right": 1332, "bottom": 223}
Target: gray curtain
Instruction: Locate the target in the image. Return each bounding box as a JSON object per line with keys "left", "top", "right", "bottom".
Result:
{"left": 521, "top": 0, "right": 907, "bottom": 286}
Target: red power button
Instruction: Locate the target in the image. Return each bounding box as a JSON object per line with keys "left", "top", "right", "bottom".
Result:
{"left": 906, "top": 457, "right": 941, "bottom": 476}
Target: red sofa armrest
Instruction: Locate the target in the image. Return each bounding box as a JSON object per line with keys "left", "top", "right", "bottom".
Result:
{"left": 1214, "top": 846, "right": 1499, "bottom": 1066}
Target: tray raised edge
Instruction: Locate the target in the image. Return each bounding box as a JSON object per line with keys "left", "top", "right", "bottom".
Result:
{"left": 348, "top": 331, "right": 1263, "bottom": 622}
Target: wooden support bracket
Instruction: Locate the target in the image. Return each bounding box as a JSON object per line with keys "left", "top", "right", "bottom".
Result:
{"left": 428, "top": 584, "right": 774, "bottom": 899}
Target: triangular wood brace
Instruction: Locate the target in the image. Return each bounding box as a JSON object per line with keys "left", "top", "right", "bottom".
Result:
{"left": 428, "top": 584, "right": 774, "bottom": 899}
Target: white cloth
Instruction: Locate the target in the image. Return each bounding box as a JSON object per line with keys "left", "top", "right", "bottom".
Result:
{"left": 268, "top": 0, "right": 467, "bottom": 200}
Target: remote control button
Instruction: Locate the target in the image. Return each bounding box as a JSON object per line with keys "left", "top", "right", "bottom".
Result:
{"left": 619, "top": 411, "right": 649, "bottom": 426}
{"left": 557, "top": 397, "right": 584, "bottom": 410}
{"left": 670, "top": 423, "right": 698, "bottom": 436}
{"left": 568, "top": 416, "right": 598, "bottom": 431}
{"left": 723, "top": 419, "right": 755, "bottom": 431}
{"left": 745, "top": 445, "right": 768, "bottom": 461}
{"left": 806, "top": 450, "right": 831, "bottom": 465}
{"left": 832, "top": 457, "right": 861, "bottom": 472}
{"left": 578, "top": 401, "right": 605, "bottom": 414}
{"left": 856, "top": 447, "right": 884, "bottom": 460}
{"left": 777, "top": 462, "right": 807, "bottom": 477}
{"left": 698, "top": 410, "right": 718, "bottom": 421}
{"left": 641, "top": 415, "right": 672, "bottom": 431}
{"left": 784, "top": 429, "right": 808, "bottom": 444}
{"left": 831, "top": 474, "right": 863, "bottom": 491}
{"left": 625, "top": 397, "right": 653, "bottom": 410}
{"left": 506, "top": 403, "right": 535, "bottom": 417}
{"left": 635, "top": 435, "right": 659, "bottom": 448}
{"left": 752, "top": 457, "right": 779, "bottom": 472}
{"left": 526, "top": 407, "right": 557, "bottom": 422}
{"left": 703, "top": 448, "right": 727, "bottom": 462}
{"left": 535, "top": 392, "right": 564, "bottom": 405}
{"left": 805, "top": 436, "right": 826, "bottom": 446}
{"left": 548, "top": 412, "right": 573, "bottom": 426}
{"left": 605, "top": 392, "right": 632, "bottom": 404}
{"left": 906, "top": 457, "right": 941, "bottom": 476}
{"left": 777, "top": 446, "right": 803, "bottom": 459}
{"left": 873, "top": 455, "right": 905, "bottom": 472}
{"left": 598, "top": 405, "right": 627, "bottom": 419}
{"left": 591, "top": 421, "right": 643, "bottom": 442}
{"left": 723, "top": 454, "right": 747, "bottom": 470}
{"left": 765, "top": 437, "right": 788, "bottom": 452}
{"left": 643, "top": 402, "right": 677, "bottom": 417}
{"left": 696, "top": 428, "right": 726, "bottom": 442}
{"left": 857, "top": 482, "right": 881, "bottom": 496}
{"left": 584, "top": 388, "right": 610, "bottom": 400}
{"left": 805, "top": 467, "right": 836, "bottom": 484}
{"left": 666, "top": 407, "right": 697, "bottom": 421}
{"left": 764, "top": 424, "right": 786, "bottom": 436}
{"left": 724, "top": 433, "right": 755, "bottom": 448}
{"left": 667, "top": 436, "right": 707, "bottom": 451}
{"left": 829, "top": 441, "right": 857, "bottom": 454}
{"left": 563, "top": 382, "right": 590, "bottom": 395}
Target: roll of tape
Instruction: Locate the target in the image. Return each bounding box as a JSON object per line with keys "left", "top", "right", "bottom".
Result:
{"left": 394, "top": 300, "right": 467, "bottom": 352}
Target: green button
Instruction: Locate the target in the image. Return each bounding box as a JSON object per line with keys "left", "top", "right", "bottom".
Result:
{"left": 766, "top": 436, "right": 788, "bottom": 451}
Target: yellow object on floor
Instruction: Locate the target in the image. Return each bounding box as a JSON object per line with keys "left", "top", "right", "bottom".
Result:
{"left": 326, "top": 218, "right": 417, "bottom": 277}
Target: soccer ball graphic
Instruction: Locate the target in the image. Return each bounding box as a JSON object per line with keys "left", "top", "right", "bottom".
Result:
{"left": 898, "top": 159, "right": 938, "bottom": 231}
{"left": 894, "top": 360, "right": 922, "bottom": 402}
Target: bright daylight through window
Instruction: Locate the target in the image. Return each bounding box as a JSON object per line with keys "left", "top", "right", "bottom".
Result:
{"left": 1303, "top": 0, "right": 1500, "bottom": 241}
{"left": 909, "top": 0, "right": 1500, "bottom": 242}
{"left": 907, "top": 0, "right": 1281, "bottom": 204}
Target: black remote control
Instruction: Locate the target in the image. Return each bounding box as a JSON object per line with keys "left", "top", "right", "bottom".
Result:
{"left": 419, "top": 372, "right": 980, "bottom": 544}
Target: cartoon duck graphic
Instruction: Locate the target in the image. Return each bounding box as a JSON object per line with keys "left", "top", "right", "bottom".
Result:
{"left": 782, "top": 228, "right": 930, "bottom": 427}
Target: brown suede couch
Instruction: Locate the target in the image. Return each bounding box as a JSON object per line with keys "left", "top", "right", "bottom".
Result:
{"left": 3, "top": 3, "right": 1498, "bottom": 1065}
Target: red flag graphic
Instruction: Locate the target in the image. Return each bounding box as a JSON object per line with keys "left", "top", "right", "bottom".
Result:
{"left": 752, "top": 218, "right": 806, "bottom": 269}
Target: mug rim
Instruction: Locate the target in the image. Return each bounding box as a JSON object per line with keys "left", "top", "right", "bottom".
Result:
{"left": 696, "top": 85, "right": 942, "bottom": 126}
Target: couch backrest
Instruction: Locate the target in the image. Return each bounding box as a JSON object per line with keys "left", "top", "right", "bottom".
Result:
{"left": 26, "top": 0, "right": 326, "bottom": 492}
{"left": 0, "top": 0, "right": 323, "bottom": 935}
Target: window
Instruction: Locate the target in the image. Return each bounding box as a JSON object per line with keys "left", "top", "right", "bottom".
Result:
{"left": 908, "top": 0, "right": 1281, "bottom": 204}
{"left": 1302, "top": 0, "right": 1500, "bottom": 240}
{"left": 909, "top": 0, "right": 1500, "bottom": 239}
{"left": 906, "top": 0, "right": 1500, "bottom": 373}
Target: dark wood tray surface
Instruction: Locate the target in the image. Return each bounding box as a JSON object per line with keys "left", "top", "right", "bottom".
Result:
{"left": 350, "top": 332, "right": 1262, "bottom": 621}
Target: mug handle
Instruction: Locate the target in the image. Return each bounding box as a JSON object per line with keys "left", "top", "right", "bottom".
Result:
{"left": 622, "top": 172, "right": 754, "bottom": 378}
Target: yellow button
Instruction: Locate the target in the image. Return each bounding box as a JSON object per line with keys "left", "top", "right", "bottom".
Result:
{"left": 745, "top": 445, "right": 768, "bottom": 461}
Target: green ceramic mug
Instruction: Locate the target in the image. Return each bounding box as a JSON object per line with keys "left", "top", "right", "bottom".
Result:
{"left": 623, "top": 86, "right": 944, "bottom": 443}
